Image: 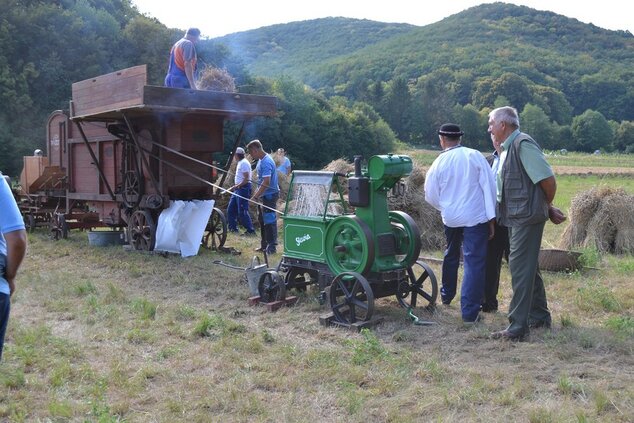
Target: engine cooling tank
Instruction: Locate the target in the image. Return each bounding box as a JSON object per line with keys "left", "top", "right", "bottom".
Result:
{"left": 367, "top": 154, "right": 413, "bottom": 180}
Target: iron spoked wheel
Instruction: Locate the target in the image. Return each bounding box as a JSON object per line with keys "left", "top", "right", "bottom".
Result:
{"left": 329, "top": 272, "right": 375, "bottom": 324}
{"left": 128, "top": 209, "right": 156, "bottom": 251}
{"left": 258, "top": 270, "right": 286, "bottom": 303}
{"left": 202, "top": 208, "right": 227, "bottom": 250}
{"left": 50, "top": 213, "right": 69, "bottom": 240}
{"left": 389, "top": 211, "right": 422, "bottom": 268}
{"left": 324, "top": 216, "right": 375, "bottom": 275}
{"left": 284, "top": 269, "right": 316, "bottom": 291}
{"left": 397, "top": 260, "right": 438, "bottom": 311}
{"left": 122, "top": 170, "right": 143, "bottom": 209}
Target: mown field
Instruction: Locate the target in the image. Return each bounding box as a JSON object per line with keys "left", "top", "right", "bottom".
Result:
{"left": 1, "top": 153, "right": 633, "bottom": 422}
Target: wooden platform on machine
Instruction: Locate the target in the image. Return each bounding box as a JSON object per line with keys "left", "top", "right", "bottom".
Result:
{"left": 70, "top": 65, "right": 277, "bottom": 121}
{"left": 319, "top": 313, "right": 384, "bottom": 332}
{"left": 248, "top": 295, "right": 298, "bottom": 312}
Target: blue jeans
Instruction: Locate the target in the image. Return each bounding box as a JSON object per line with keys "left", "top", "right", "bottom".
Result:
{"left": 0, "top": 293, "right": 9, "bottom": 361}
{"left": 441, "top": 223, "right": 489, "bottom": 321}
{"left": 227, "top": 185, "right": 255, "bottom": 233}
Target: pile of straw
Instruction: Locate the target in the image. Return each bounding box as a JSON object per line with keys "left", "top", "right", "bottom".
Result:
{"left": 197, "top": 66, "right": 236, "bottom": 92}
{"left": 388, "top": 163, "right": 445, "bottom": 251}
{"left": 560, "top": 187, "right": 634, "bottom": 254}
{"left": 322, "top": 158, "right": 355, "bottom": 195}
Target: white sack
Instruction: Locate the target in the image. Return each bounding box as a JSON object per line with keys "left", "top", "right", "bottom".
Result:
{"left": 154, "top": 200, "right": 214, "bottom": 257}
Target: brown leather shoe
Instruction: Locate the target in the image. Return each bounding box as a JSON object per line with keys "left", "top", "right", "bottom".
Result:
{"left": 490, "top": 329, "right": 527, "bottom": 342}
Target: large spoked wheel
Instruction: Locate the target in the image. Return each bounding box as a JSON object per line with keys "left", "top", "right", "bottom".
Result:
{"left": 258, "top": 270, "right": 286, "bottom": 303}
{"left": 329, "top": 272, "right": 375, "bottom": 324}
{"left": 324, "top": 216, "right": 375, "bottom": 275}
{"left": 397, "top": 260, "right": 438, "bottom": 311}
{"left": 50, "top": 213, "right": 69, "bottom": 240}
{"left": 202, "top": 208, "right": 227, "bottom": 250}
{"left": 128, "top": 209, "right": 156, "bottom": 251}
{"left": 389, "top": 211, "right": 422, "bottom": 268}
{"left": 122, "top": 170, "right": 143, "bottom": 209}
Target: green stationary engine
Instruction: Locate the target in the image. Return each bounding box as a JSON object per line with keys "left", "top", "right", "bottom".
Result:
{"left": 260, "top": 154, "right": 438, "bottom": 325}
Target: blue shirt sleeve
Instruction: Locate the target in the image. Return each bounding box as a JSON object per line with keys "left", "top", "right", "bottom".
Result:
{"left": 0, "top": 176, "right": 24, "bottom": 235}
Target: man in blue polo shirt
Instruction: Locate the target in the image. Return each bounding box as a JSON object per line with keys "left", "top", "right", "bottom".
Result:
{"left": 0, "top": 173, "right": 27, "bottom": 360}
{"left": 246, "top": 139, "right": 279, "bottom": 255}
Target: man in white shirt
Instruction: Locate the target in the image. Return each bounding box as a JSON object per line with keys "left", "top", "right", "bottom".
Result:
{"left": 226, "top": 147, "right": 256, "bottom": 235}
{"left": 424, "top": 124, "right": 497, "bottom": 324}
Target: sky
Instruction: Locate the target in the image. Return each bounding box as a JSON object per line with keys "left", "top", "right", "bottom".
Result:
{"left": 131, "top": 0, "right": 633, "bottom": 38}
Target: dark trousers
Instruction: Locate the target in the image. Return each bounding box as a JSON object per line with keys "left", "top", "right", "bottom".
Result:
{"left": 441, "top": 223, "right": 489, "bottom": 321}
{"left": 482, "top": 222, "right": 509, "bottom": 311}
{"left": 257, "top": 194, "right": 279, "bottom": 253}
{"left": 0, "top": 293, "right": 10, "bottom": 361}
{"left": 227, "top": 185, "right": 255, "bottom": 233}
{"left": 507, "top": 222, "right": 551, "bottom": 335}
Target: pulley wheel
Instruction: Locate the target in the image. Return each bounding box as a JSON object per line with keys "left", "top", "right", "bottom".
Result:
{"left": 324, "top": 216, "right": 375, "bottom": 275}
{"left": 397, "top": 260, "right": 438, "bottom": 311}
{"left": 258, "top": 270, "right": 286, "bottom": 303}
{"left": 203, "top": 208, "right": 227, "bottom": 250}
{"left": 128, "top": 209, "right": 156, "bottom": 251}
{"left": 329, "top": 272, "right": 374, "bottom": 324}
{"left": 389, "top": 211, "right": 421, "bottom": 268}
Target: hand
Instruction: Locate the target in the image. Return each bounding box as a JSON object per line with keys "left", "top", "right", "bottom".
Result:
{"left": 488, "top": 219, "right": 495, "bottom": 240}
{"left": 548, "top": 205, "right": 566, "bottom": 225}
{"left": 7, "top": 278, "right": 16, "bottom": 297}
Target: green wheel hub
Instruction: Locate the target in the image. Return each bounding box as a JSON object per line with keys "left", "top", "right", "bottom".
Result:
{"left": 324, "top": 216, "right": 375, "bottom": 275}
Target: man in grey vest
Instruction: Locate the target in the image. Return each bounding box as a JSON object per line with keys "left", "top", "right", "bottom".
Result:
{"left": 488, "top": 107, "right": 566, "bottom": 341}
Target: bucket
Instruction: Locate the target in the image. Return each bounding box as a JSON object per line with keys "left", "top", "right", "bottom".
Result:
{"left": 245, "top": 256, "right": 268, "bottom": 296}
{"left": 88, "top": 230, "right": 125, "bottom": 247}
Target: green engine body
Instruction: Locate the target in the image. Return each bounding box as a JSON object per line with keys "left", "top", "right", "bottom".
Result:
{"left": 282, "top": 154, "right": 421, "bottom": 277}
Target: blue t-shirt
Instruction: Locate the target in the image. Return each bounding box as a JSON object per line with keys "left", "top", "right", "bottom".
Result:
{"left": 256, "top": 154, "right": 280, "bottom": 197}
{"left": 277, "top": 157, "right": 291, "bottom": 175}
{"left": 0, "top": 174, "right": 25, "bottom": 295}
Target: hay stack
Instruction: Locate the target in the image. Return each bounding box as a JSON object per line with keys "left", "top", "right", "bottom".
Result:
{"left": 388, "top": 163, "right": 445, "bottom": 251}
{"left": 322, "top": 158, "right": 355, "bottom": 195}
{"left": 560, "top": 187, "right": 634, "bottom": 254}
{"left": 197, "top": 66, "right": 236, "bottom": 92}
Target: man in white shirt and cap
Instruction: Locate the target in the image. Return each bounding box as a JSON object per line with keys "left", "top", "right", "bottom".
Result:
{"left": 424, "top": 123, "right": 497, "bottom": 325}
{"left": 226, "top": 147, "right": 256, "bottom": 235}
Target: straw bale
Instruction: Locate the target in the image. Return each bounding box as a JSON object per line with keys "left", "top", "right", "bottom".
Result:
{"left": 197, "top": 66, "right": 236, "bottom": 92}
{"left": 560, "top": 186, "right": 634, "bottom": 254}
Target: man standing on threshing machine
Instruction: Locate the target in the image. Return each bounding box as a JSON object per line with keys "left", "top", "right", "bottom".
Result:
{"left": 246, "top": 139, "right": 279, "bottom": 255}
{"left": 164, "top": 28, "right": 200, "bottom": 89}
{"left": 424, "top": 123, "right": 497, "bottom": 326}
{"left": 0, "top": 172, "right": 27, "bottom": 361}
{"left": 488, "top": 106, "right": 566, "bottom": 341}
{"left": 226, "top": 147, "right": 256, "bottom": 236}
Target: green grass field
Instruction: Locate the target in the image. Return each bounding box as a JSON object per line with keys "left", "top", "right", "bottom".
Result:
{"left": 1, "top": 155, "right": 632, "bottom": 422}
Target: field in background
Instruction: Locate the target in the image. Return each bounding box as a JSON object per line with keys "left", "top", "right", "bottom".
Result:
{"left": 0, "top": 152, "right": 633, "bottom": 422}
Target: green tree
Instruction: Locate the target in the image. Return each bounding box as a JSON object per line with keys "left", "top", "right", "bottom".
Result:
{"left": 614, "top": 121, "right": 634, "bottom": 152}
{"left": 570, "top": 109, "right": 613, "bottom": 152}
{"left": 520, "top": 104, "right": 555, "bottom": 149}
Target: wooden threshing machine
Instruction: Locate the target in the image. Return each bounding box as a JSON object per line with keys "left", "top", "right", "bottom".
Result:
{"left": 18, "top": 65, "right": 277, "bottom": 249}
{"left": 259, "top": 155, "right": 438, "bottom": 325}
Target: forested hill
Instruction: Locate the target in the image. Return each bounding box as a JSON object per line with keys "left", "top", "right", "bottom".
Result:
{"left": 215, "top": 17, "right": 416, "bottom": 79}
{"left": 214, "top": 3, "right": 634, "bottom": 155}
{"left": 2, "top": 1, "right": 634, "bottom": 177}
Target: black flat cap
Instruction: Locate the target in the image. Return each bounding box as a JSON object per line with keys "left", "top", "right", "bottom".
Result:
{"left": 438, "top": 123, "right": 464, "bottom": 137}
